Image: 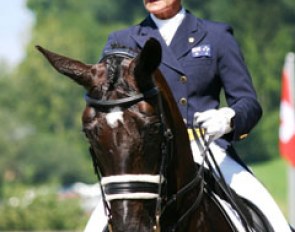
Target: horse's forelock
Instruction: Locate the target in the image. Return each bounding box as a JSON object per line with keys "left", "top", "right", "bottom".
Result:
{"left": 99, "top": 46, "right": 140, "bottom": 96}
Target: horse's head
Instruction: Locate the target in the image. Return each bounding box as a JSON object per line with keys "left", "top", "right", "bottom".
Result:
{"left": 37, "top": 39, "right": 175, "bottom": 231}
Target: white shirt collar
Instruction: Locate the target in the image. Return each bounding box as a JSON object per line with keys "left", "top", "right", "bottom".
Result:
{"left": 150, "top": 7, "right": 186, "bottom": 46}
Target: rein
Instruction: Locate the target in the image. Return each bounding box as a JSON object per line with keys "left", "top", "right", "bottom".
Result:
{"left": 161, "top": 128, "right": 208, "bottom": 231}
{"left": 193, "top": 126, "right": 254, "bottom": 232}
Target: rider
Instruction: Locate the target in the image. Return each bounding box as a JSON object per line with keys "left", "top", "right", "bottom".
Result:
{"left": 85, "top": 0, "right": 292, "bottom": 231}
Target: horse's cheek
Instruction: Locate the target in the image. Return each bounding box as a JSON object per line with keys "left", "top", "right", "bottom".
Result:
{"left": 82, "top": 107, "right": 97, "bottom": 126}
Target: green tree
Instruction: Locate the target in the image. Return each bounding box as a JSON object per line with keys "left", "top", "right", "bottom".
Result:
{"left": 2, "top": 0, "right": 295, "bottom": 187}
{"left": 0, "top": 189, "right": 88, "bottom": 230}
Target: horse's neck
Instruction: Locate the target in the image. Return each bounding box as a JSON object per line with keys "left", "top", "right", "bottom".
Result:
{"left": 170, "top": 115, "right": 196, "bottom": 188}
{"left": 154, "top": 71, "right": 196, "bottom": 189}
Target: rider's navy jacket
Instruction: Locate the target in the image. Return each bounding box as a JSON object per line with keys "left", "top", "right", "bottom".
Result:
{"left": 102, "top": 10, "right": 262, "bottom": 151}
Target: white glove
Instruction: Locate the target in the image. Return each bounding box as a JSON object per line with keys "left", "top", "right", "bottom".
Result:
{"left": 193, "top": 107, "right": 235, "bottom": 141}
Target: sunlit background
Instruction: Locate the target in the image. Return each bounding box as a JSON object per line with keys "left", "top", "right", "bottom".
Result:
{"left": 0, "top": 0, "right": 294, "bottom": 230}
{"left": 0, "top": 0, "right": 34, "bottom": 67}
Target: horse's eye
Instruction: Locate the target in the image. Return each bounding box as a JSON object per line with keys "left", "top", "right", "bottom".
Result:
{"left": 147, "top": 122, "right": 162, "bottom": 134}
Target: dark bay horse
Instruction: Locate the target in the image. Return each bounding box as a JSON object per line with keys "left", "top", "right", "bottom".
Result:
{"left": 36, "top": 38, "right": 246, "bottom": 232}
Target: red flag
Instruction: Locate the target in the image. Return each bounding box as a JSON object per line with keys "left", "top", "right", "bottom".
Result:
{"left": 279, "top": 53, "right": 295, "bottom": 167}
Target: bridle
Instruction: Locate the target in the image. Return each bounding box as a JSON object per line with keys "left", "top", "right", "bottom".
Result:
{"left": 86, "top": 50, "right": 172, "bottom": 232}
{"left": 85, "top": 50, "right": 207, "bottom": 232}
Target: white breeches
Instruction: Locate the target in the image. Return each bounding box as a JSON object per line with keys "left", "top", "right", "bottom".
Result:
{"left": 84, "top": 142, "right": 291, "bottom": 232}
{"left": 190, "top": 140, "right": 291, "bottom": 232}
{"left": 84, "top": 194, "right": 107, "bottom": 232}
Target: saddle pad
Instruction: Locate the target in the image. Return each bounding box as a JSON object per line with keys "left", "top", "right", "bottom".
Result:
{"left": 213, "top": 193, "right": 247, "bottom": 232}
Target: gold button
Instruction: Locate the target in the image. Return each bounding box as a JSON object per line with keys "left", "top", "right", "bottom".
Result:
{"left": 239, "top": 134, "right": 248, "bottom": 140}
{"left": 179, "top": 75, "right": 187, "bottom": 83}
{"left": 179, "top": 98, "right": 187, "bottom": 106}
{"left": 188, "top": 37, "right": 195, "bottom": 43}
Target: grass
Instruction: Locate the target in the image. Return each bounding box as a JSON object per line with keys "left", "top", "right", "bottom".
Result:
{"left": 250, "top": 158, "right": 289, "bottom": 217}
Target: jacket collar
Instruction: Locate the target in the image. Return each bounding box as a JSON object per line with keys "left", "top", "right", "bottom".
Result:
{"left": 131, "top": 12, "right": 207, "bottom": 73}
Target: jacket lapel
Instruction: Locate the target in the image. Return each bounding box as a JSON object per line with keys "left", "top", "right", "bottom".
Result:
{"left": 170, "top": 12, "right": 207, "bottom": 60}
{"left": 131, "top": 13, "right": 207, "bottom": 73}
{"left": 131, "top": 16, "right": 185, "bottom": 74}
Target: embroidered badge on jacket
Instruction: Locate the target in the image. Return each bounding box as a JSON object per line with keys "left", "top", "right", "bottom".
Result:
{"left": 191, "top": 45, "right": 211, "bottom": 58}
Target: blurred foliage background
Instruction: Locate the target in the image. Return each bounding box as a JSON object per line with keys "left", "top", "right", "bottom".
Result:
{"left": 0, "top": 0, "right": 294, "bottom": 230}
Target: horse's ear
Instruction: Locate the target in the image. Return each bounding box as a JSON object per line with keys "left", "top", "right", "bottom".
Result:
{"left": 134, "top": 38, "right": 162, "bottom": 83}
{"left": 36, "top": 45, "right": 97, "bottom": 89}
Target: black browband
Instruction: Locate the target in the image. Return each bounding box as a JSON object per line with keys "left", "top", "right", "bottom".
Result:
{"left": 84, "top": 87, "right": 159, "bottom": 108}
{"left": 99, "top": 48, "right": 137, "bottom": 62}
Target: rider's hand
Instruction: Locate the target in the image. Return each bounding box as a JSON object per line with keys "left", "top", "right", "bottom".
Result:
{"left": 193, "top": 107, "right": 235, "bottom": 141}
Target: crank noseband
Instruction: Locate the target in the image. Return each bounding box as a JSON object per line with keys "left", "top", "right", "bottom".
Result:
{"left": 101, "top": 175, "right": 165, "bottom": 202}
